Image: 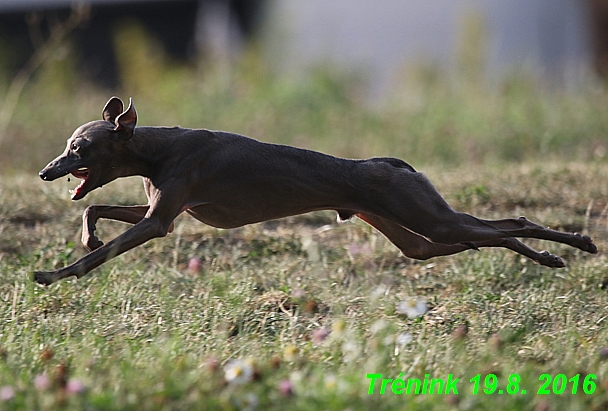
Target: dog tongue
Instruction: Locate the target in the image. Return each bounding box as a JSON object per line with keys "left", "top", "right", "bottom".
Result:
{"left": 70, "top": 179, "right": 86, "bottom": 199}
{"left": 69, "top": 168, "right": 89, "bottom": 199}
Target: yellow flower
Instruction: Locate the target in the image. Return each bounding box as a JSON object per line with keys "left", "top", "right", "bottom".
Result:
{"left": 324, "top": 374, "right": 337, "bottom": 390}
{"left": 332, "top": 319, "right": 346, "bottom": 338}
{"left": 283, "top": 344, "right": 298, "bottom": 361}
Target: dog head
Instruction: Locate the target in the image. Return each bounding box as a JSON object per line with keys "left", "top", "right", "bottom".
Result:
{"left": 39, "top": 97, "right": 137, "bottom": 200}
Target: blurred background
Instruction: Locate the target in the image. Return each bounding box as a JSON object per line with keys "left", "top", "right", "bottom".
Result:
{"left": 0, "top": 0, "right": 608, "bottom": 172}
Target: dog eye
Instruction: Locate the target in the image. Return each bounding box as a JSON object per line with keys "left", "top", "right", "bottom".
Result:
{"left": 71, "top": 143, "right": 80, "bottom": 152}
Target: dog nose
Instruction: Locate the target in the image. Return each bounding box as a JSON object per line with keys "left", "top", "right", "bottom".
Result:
{"left": 39, "top": 168, "right": 49, "bottom": 180}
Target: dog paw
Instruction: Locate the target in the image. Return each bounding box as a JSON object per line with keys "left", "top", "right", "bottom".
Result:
{"left": 539, "top": 251, "right": 565, "bottom": 268}
{"left": 574, "top": 234, "right": 598, "bottom": 254}
{"left": 32, "top": 271, "right": 57, "bottom": 286}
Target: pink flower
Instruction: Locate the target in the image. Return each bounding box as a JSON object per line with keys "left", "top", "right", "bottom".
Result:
{"left": 34, "top": 374, "right": 50, "bottom": 391}
{"left": 347, "top": 243, "right": 372, "bottom": 257}
{"left": 278, "top": 379, "right": 294, "bottom": 396}
{"left": 312, "top": 327, "right": 329, "bottom": 345}
{"left": 188, "top": 257, "right": 201, "bottom": 274}
{"left": 0, "top": 386, "right": 15, "bottom": 401}
{"left": 290, "top": 288, "right": 305, "bottom": 299}
{"left": 203, "top": 356, "right": 220, "bottom": 372}
{"left": 65, "top": 379, "right": 85, "bottom": 395}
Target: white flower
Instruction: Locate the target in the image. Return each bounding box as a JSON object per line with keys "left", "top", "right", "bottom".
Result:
{"left": 224, "top": 358, "right": 254, "bottom": 385}
{"left": 236, "top": 393, "right": 258, "bottom": 411}
{"left": 383, "top": 334, "right": 397, "bottom": 346}
{"left": 396, "top": 332, "right": 413, "bottom": 347}
{"left": 370, "top": 284, "right": 390, "bottom": 301}
{"left": 396, "top": 298, "right": 428, "bottom": 319}
{"left": 393, "top": 332, "right": 414, "bottom": 356}
{"left": 341, "top": 340, "right": 361, "bottom": 363}
{"left": 370, "top": 319, "right": 388, "bottom": 335}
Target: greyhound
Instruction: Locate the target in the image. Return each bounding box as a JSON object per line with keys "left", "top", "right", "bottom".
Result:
{"left": 35, "top": 97, "right": 597, "bottom": 285}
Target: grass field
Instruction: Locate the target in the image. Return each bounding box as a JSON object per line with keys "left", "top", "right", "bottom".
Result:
{"left": 1, "top": 35, "right": 608, "bottom": 410}
{"left": 1, "top": 163, "right": 607, "bottom": 410}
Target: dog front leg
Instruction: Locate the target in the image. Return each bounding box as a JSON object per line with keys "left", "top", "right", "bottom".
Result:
{"left": 34, "top": 216, "right": 170, "bottom": 285}
{"left": 82, "top": 205, "right": 176, "bottom": 251}
{"left": 82, "top": 205, "right": 150, "bottom": 251}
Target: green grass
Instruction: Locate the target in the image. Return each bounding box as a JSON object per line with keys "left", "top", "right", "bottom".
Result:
{"left": 1, "top": 28, "right": 608, "bottom": 410}
{"left": 1, "top": 164, "right": 607, "bottom": 410}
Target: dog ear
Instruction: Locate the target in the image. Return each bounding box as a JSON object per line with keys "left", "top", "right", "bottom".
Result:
{"left": 102, "top": 96, "right": 124, "bottom": 124}
{"left": 114, "top": 98, "right": 137, "bottom": 135}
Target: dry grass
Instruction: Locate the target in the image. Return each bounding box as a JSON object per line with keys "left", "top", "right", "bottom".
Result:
{"left": 0, "top": 162, "right": 607, "bottom": 410}
{"left": 0, "top": 28, "right": 607, "bottom": 409}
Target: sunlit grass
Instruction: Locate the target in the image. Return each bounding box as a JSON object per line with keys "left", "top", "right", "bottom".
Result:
{"left": 1, "top": 162, "right": 607, "bottom": 410}
{"left": 1, "top": 24, "right": 608, "bottom": 410}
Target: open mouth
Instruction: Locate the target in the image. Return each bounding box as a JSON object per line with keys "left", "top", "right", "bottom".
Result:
{"left": 69, "top": 167, "right": 90, "bottom": 199}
